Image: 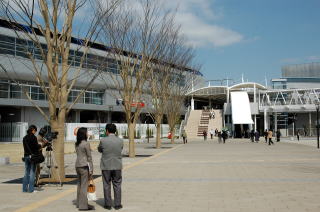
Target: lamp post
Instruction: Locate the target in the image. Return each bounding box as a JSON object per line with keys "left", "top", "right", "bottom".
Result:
{"left": 316, "top": 102, "right": 320, "bottom": 149}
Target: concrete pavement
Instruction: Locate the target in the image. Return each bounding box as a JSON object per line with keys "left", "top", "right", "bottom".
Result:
{"left": 1, "top": 138, "right": 320, "bottom": 212}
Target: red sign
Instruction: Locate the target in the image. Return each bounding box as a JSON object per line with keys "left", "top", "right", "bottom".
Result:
{"left": 131, "top": 102, "right": 145, "bottom": 107}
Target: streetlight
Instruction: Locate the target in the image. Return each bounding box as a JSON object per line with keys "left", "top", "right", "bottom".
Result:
{"left": 316, "top": 102, "right": 320, "bottom": 149}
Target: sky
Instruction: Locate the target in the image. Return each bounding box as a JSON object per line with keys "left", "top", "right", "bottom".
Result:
{"left": 162, "top": 0, "right": 320, "bottom": 86}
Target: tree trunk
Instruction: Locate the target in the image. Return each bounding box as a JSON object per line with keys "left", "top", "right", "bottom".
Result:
{"left": 128, "top": 122, "right": 136, "bottom": 157}
{"left": 155, "top": 116, "right": 162, "bottom": 148}
{"left": 170, "top": 128, "right": 175, "bottom": 144}
{"left": 50, "top": 120, "right": 65, "bottom": 182}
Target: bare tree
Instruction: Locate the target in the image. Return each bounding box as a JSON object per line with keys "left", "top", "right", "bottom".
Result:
{"left": 0, "top": 0, "right": 119, "bottom": 181}
{"left": 148, "top": 23, "right": 185, "bottom": 148}
{"left": 164, "top": 42, "right": 200, "bottom": 144}
{"left": 99, "top": 0, "right": 174, "bottom": 156}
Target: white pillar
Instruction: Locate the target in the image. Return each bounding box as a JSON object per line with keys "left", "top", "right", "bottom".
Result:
{"left": 191, "top": 97, "right": 195, "bottom": 110}
{"left": 75, "top": 110, "right": 81, "bottom": 123}
{"left": 274, "top": 113, "right": 277, "bottom": 132}
{"left": 254, "top": 83, "right": 256, "bottom": 103}
{"left": 293, "top": 121, "right": 295, "bottom": 137}
{"left": 107, "top": 111, "right": 112, "bottom": 123}
{"left": 264, "top": 108, "right": 267, "bottom": 130}
{"left": 309, "top": 112, "right": 312, "bottom": 136}
{"left": 227, "top": 88, "right": 230, "bottom": 103}
{"left": 254, "top": 115, "right": 257, "bottom": 131}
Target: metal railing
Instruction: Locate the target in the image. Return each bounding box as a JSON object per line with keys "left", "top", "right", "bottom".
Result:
{"left": 0, "top": 122, "right": 28, "bottom": 142}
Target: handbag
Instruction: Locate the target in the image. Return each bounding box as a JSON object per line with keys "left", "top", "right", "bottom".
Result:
{"left": 25, "top": 140, "right": 45, "bottom": 164}
{"left": 87, "top": 177, "right": 97, "bottom": 201}
{"left": 31, "top": 153, "right": 45, "bottom": 164}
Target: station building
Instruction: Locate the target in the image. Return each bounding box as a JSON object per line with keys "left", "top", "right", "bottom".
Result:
{"left": 0, "top": 18, "right": 201, "bottom": 141}
{"left": 184, "top": 63, "right": 320, "bottom": 138}
{"left": 1, "top": 18, "right": 320, "bottom": 141}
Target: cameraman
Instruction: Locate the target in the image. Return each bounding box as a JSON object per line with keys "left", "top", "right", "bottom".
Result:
{"left": 22, "top": 125, "right": 40, "bottom": 193}
{"left": 35, "top": 127, "right": 48, "bottom": 187}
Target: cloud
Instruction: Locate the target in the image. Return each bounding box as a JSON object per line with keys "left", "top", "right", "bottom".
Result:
{"left": 307, "top": 55, "right": 320, "bottom": 61}
{"left": 175, "top": 12, "right": 243, "bottom": 47}
{"left": 161, "top": 0, "right": 243, "bottom": 48}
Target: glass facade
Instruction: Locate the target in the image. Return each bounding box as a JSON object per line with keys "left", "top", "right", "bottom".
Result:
{"left": 0, "top": 80, "right": 104, "bottom": 105}
{"left": 272, "top": 81, "right": 287, "bottom": 89}
{"left": 0, "top": 34, "right": 119, "bottom": 74}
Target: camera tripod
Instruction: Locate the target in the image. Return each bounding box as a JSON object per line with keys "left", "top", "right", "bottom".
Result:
{"left": 39, "top": 145, "right": 63, "bottom": 187}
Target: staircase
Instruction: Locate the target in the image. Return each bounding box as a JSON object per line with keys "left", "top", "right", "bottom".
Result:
{"left": 207, "top": 110, "right": 223, "bottom": 132}
{"left": 184, "top": 109, "right": 224, "bottom": 138}
{"left": 197, "top": 110, "right": 210, "bottom": 136}
{"left": 184, "top": 110, "right": 202, "bottom": 138}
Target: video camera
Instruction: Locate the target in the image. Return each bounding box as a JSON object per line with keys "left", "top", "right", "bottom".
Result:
{"left": 39, "top": 125, "right": 59, "bottom": 151}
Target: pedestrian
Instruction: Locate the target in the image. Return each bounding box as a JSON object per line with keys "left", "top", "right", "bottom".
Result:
{"left": 75, "top": 127, "right": 94, "bottom": 211}
{"left": 203, "top": 130, "right": 207, "bottom": 141}
{"left": 250, "top": 130, "right": 254, "bottom": 142}
{"left": 222, "top": 131, "right": 227, "bottom": 143}
{"left": 215, "top": 128, "right": 218, "bottom": 136}
{"left": 35, "top": 127, "right": 48, "bottom": 187}
{"left": 182, "top": 130, "right": 187, "bottom": 144}
{"left": 22, "top": 125, "right": 40, "bottom": 193}
{"left": 254, "top": 130, "right": 260, "bottom": 142}
{"left": 276, "top": 130, "right": 281, "bottom": 142}
{"left": 98, "top": 124, "right": 124, "bottom": 210}
{"left": 296, "top": 130, "right": 300, "bottom": 141}
{"left": 218, "top": 131, "right": 222, "bottom": 143}
{"left": 268, "top": 129, "right": 274, "bottom": 145}
{"left": 209, "top": 129, "right": 214, "bottom": 139}
{"left": 264, "top": 129, "right": 268, "bottom": 143}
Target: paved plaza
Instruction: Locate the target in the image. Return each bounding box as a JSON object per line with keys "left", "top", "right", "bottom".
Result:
{"left": 1, "top": 138, "right": 320, "bottom": 212}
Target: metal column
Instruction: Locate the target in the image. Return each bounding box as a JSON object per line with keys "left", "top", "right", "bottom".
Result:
{"left": 274, "top": 113, "right": 277, "bottom": 132}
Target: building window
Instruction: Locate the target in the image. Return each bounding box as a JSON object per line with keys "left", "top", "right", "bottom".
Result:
{"left": 0, "top": 81, "right": 9, "bottom": 98}
{"left": 92, "top": 92, "right": 104, "bottom": 105}
{"left": 272, "top": 81, "right": 287, "bottom": 89}
{"left": 10, "top": 84, "right": 22, "bottom": 99}
{"left": 30, "top": 86, "right": 46, "bottom": 100}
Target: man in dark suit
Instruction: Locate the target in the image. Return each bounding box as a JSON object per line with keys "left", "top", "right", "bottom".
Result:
{"left": 98, "top": 124, "right": 123, "bottom": 210}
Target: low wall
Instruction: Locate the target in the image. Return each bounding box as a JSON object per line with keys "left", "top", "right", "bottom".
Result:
{"left": 0, "top": 141, "right": 100, "bottom": 164}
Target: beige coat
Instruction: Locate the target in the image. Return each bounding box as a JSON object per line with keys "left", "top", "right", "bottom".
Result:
{"left": 267, "top": 131, "right": 273, "bottom": 139}
{"left": 75, "top": 140, "right": 93, "bottom": 171}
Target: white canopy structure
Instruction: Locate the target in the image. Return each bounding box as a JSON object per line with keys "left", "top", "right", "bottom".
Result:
{"left": 231, "top": 91, "right": 253, "bottom": 124}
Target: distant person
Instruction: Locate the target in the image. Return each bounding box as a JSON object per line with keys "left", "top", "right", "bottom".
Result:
{"left": 215, "top": 128, "right": 218, "bottom": 136}
{"left": 22, "top": 125, "right": 40, "bottom": 193}
{"left": 264, "top": 129, "right": 268, "bottom": 143}
{"left": 203, "top": 130, "right": 207, "bottom": 141}
{"left": 296, "top": 130, "right": 300, "bottom": 141}
{"left": 254, "top": 130, "right": 260, "bottom": 142}
{"left": 276, "top": 130, "right": 281, "bottom": 142}
{"left": 268, "top": 129, "right": 274, "bottom": 145}
{"left": 222, "top": 131, "right": 227, "bottom": 143}
{"left": 250, "top": 130, "right": 254, "bottom": 142}
{"left": 75, "top": 127, "right": 94, "bottom": 211}
{"left": 98, "top": 124, "right": 124, "bottom": 210}
{"left": 209, "top": 129, "right": 214, "bottom": 139}
{"left": 218, "top": 131, "right": 222, "bottom": 143}
{"left": 182, "top": 130, "right": 187, "bottom": 144}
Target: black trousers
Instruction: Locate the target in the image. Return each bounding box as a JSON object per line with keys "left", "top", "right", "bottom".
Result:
{"left": 102, "top": 170, "right": 122, "bottom": 207}
{"left": 268, "top": 138, "right": 274, "bottom": 145}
